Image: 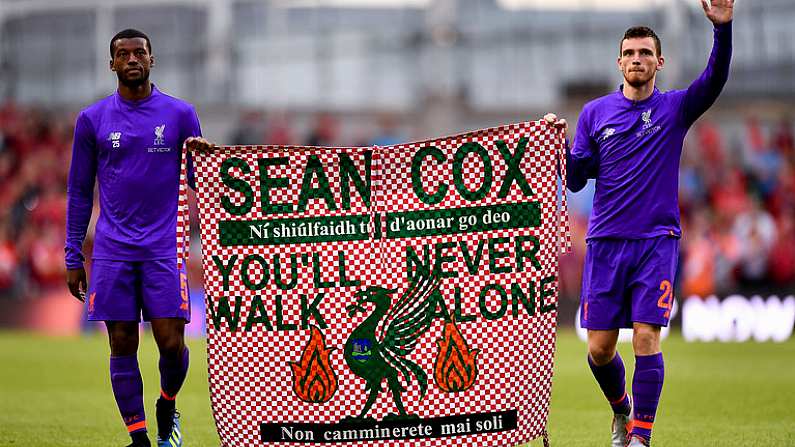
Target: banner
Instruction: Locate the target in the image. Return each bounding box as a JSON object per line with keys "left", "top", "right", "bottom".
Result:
{"left": 192, "top": 121, "right": 568, "bottom": 446}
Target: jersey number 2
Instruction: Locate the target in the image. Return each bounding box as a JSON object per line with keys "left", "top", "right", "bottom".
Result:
{"left": 657, "top": 280, "right": 673, "bottom": 319}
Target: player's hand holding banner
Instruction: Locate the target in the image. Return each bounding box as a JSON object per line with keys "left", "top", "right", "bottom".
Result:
{"left": 189, "top": 121, "right": 568, "bottom": 446}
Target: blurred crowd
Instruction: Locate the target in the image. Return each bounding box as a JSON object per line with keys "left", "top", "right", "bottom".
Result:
{"left": 0, "top": 103, "right": 73, "bottom": 299}
{"left": 1, "top": 101, "right": 793, "bottom": 304}
{"left": 678, "top": 117, "right": 795, "bottom": 296}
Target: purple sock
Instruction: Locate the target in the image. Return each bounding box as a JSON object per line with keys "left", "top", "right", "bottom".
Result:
{"left": 159, "top": 346, "right": 189, "bottom": 400}
{"left": 632, "top": 353, "right": 665, "bottom": 442}
{"left": 109, "top": 355, "right": 146, "bottom": 434}
{"left": 588, "top": 352, "right": 631, "bottom": 415}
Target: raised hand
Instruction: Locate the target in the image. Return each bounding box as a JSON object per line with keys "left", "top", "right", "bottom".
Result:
{"left": 701, "top": 0, "right": 734, "bottom": 25}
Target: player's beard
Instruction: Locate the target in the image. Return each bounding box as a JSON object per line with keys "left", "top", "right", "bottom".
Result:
{"left": 624, "top": 70, "right": 655, "bottom": 89}
{"left": 117, "top": 69, "right": 150, "bottom": 89}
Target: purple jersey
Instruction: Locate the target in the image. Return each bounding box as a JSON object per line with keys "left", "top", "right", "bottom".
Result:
{"left": 65, "top": 85, "right": 201, "bottom": 269}
{"left": 568, "top": 22, "right": 732, "bottom": 240}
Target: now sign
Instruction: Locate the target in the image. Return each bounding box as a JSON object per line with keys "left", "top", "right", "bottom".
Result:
{"left": 682, "top": 295, "right": 795, "bottom": 343}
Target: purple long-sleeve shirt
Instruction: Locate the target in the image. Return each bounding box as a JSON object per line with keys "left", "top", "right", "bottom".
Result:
{"left": 65, "top": 85, "right": 201, "bottom": 269}
{"left": 568, "top": 22, "right": 732, "bottom": 240}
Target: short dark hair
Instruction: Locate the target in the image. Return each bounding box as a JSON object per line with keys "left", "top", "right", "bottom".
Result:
{"left": 110, "top": 29, "right": 152, "bottom": 57}
{"left": 621, "top": 26, "right": 662, "bottom": 57}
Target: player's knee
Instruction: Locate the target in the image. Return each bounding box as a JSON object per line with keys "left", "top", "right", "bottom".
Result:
{"left": 156, "top": 335, "right": 185, "bottom": 358}
{"left": 588, "top": 345, "right": 616, "bottom": 365}
{"left": 109, "top": 333, "right": 138, "bottom": 356}
{"left": 632, "top": 328, "right": 661, "bottom": 355}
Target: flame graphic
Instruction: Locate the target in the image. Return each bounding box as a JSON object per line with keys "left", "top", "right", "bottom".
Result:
{"left": 288, "top": 326, "right": 338, "bottom": 403}
{"left": 434, "top": 320, "right": 480, "bottom": 393}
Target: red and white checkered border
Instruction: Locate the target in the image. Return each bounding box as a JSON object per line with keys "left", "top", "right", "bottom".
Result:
{"left": 186, "top": 121, "right": 568, "bottom": 447}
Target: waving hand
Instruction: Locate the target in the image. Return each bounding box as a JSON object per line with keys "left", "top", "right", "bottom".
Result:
{"left": 702, "top": 0, "right": 734, "bottom": 25}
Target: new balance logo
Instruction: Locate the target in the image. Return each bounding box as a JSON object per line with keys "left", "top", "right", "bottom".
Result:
{"left": 108, "top": 132, "right": 122, "bottom": 148}
{"left": 600, "top": 128, "right": 616, "bottom": 142}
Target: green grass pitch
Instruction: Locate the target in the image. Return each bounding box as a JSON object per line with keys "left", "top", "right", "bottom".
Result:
{"left": 1, "top": 329, "right": 793, "bottom": 446}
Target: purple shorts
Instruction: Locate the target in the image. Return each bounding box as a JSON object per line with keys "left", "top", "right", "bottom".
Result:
{"left": 580, "top": 236, "right": 678, "bottom": 330}
{"left": 87, "top": 259, "right": 191, "bottom": 322}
